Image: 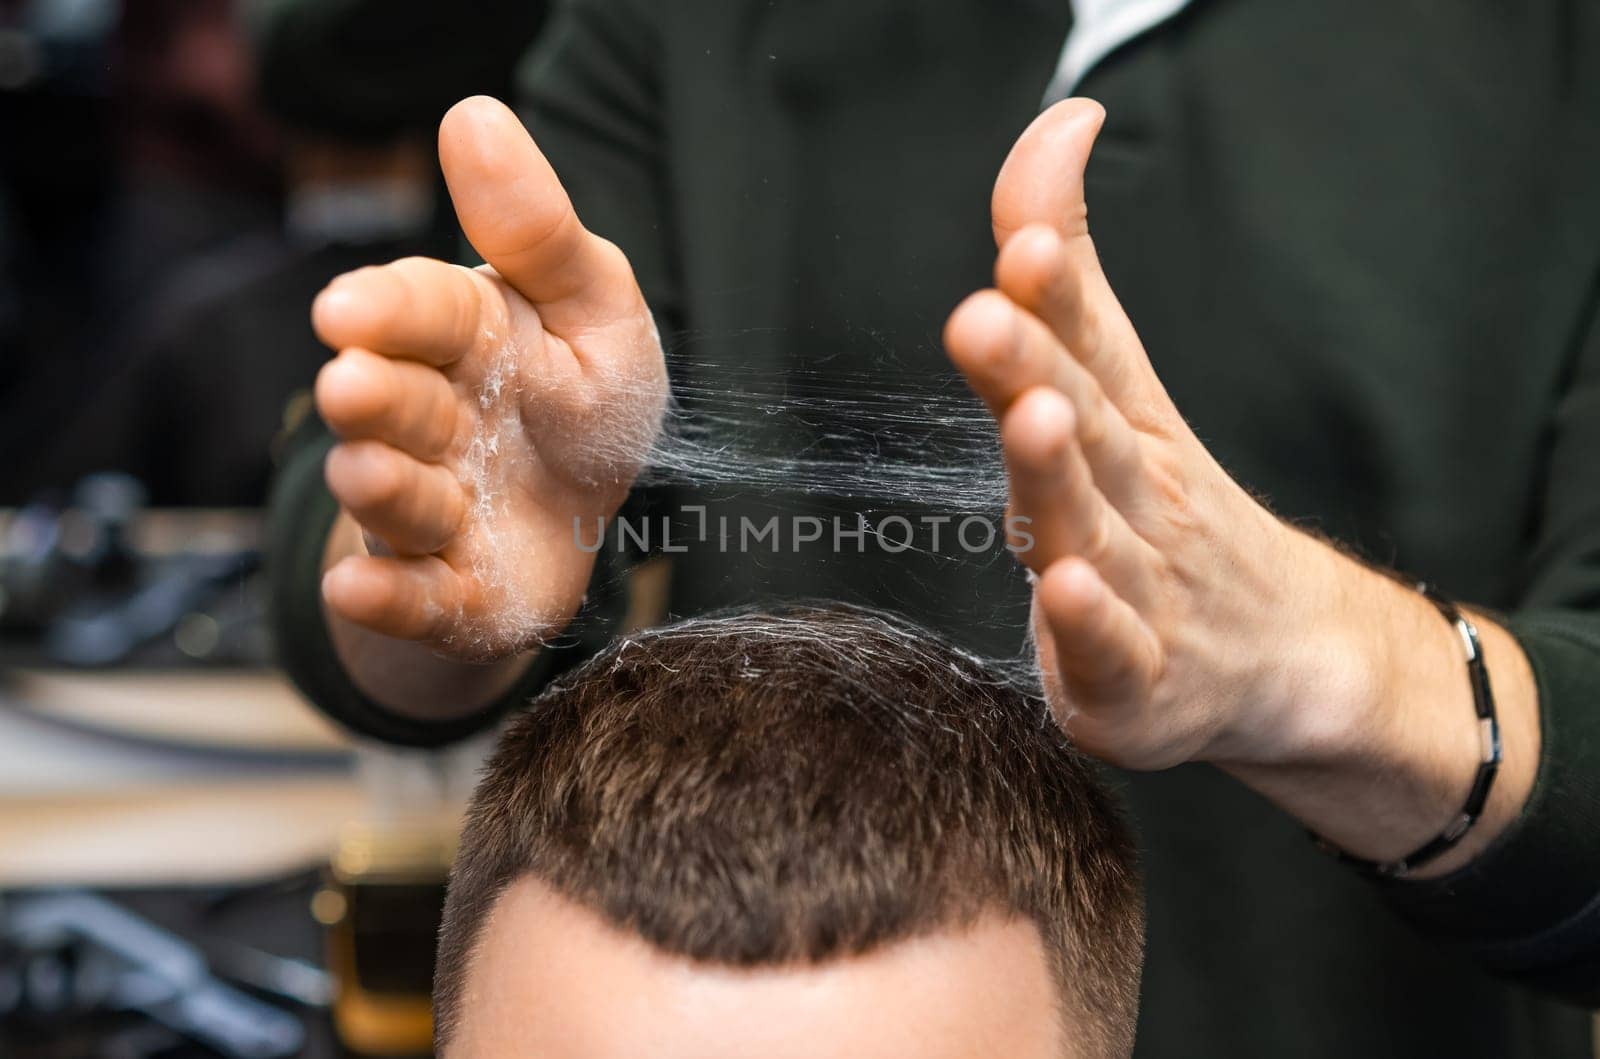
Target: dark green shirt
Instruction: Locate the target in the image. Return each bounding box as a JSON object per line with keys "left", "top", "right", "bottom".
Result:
{"left": 271, "top": 0, "right": 1600, "bottom": 1054}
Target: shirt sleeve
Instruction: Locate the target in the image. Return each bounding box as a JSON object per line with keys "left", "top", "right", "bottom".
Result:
{"left": 1381, "top": 285, "right": 1600, "bottom": 1008}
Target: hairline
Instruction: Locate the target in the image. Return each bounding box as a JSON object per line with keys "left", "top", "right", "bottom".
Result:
{"left": 431, "top": 605, "right": 1141, "bottom": 1055}
{"left": 440, "top": 870, "right": 1082, "bottom": 1057}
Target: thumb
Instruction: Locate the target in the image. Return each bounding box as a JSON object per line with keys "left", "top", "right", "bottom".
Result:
{"left": 988, "top": 99, "right": 1177, "bottom": 421}
{"left": 437, "top": 96, "right": 640, "bottom": 334}
{"left": 991, "top": 98, "right": 1107, "bottom": 250}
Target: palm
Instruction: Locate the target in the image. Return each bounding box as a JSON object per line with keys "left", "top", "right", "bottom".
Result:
{"left": 945, "top": 99, "right": 1318, "bottom": 770}
{"left": 312, "top": 97, "right": 664, "bottom": 657}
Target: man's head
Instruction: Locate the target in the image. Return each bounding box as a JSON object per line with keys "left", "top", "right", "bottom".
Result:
{"left": 436, "top": 607, "right": 1144, "bottom": 1058}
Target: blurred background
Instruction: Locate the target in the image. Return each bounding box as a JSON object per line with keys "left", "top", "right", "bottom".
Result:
{"left": 0, "top": 1, "right": 547, "bottom": 1055}
{"left": 9, "top": 3, "right": 1596, "bottom": 1057}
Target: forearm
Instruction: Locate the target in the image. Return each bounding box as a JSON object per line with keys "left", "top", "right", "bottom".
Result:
{"left": 321, "top": 510, "right": 539, "bottom": 722}
{"left": 1216, "top": 532, "right": 1542, "bottom": 880}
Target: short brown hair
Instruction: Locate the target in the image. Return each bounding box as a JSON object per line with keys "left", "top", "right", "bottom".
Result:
{"left": 436, "top": 606, "right": 1144, "bottom": 1055}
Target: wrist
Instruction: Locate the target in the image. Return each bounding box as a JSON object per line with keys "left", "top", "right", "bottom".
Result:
{"left": 1204, "top": 525, "right": 1397, "bottom": 771}
{"left": 1213, "top": 529, "right": 1535, "bottom": 875}
{"left": 1208, "top": 530, "right": 1453, "bottom": 846}
{"left": 321, "top": 508, "right": 540, "bottom": 721}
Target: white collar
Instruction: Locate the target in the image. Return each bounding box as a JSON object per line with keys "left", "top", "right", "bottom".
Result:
{"left": 1043, "top": 0, "right": 1195, "bottom": 104}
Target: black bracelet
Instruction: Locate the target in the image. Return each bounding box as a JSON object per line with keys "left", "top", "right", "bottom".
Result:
{"left": 1311, "top": 583, "right": 1502, "bottom": 880}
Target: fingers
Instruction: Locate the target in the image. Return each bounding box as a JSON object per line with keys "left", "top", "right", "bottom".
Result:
{"left": 1036, "top": 557, "right": 1161, "bottom": 707}
{"left": 943, "top": 288, "right": 1030, "bottom": 414}
{"left": 991, "top": 97, "right": 1105, "bottom": 252}
{"left": 995, "top": 227, "right": 1106, "bottom": 385}
{"left": 996, "top": 225, "right": 1168, "bottom": 421}
{"left": 316, "top": 348, "right": 460, "bottom": 460}
{"left": 437, "top": 96, "right": 642, "bottom": 335}
{"left": 325, "top": 440, "right": 465, "bottom": 556}
{"left": 323, "top": 554, "right": 464, "bottom": 642}
{"left": 313, "top": 257, "right": 499, "bottom": 368}
{"left": 1002, "top": 388, "right": 1152, "bottom": 600}
{"left": 988, "top": 96, "right": 1174, "bottom": 421}
{"left": 946, "top": 289, "right": 1143, "bottom": 505}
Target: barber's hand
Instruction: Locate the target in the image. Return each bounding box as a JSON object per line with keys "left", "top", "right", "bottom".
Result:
{"left": 945, "top": 99, "right": 1541, "bottom": 876}
{"left": 312, "top": 96, "right": 665, "bottom": 659}
{"left": 945, "top": 100, "right": 1336, "bottom": 769}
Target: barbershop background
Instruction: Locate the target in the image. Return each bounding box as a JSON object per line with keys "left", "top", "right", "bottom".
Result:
{"left": 0, "top": 1, "right": 543, "bottom": 1055}
{"left": 3, "top": 1, "right": 1599, "bottom": 1058}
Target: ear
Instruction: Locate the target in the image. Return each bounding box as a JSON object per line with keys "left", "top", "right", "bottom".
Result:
{"left": 991, "top": 98, "right": 1107, "bottom": 249}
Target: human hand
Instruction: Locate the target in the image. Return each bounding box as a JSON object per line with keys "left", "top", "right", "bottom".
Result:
{"left": 944, "top": 100, "right": 1397, "bottom": 771}
{"left": 944, "top": 101, "right": 1543, "bottom": 878}
{"left": 311, "top": 96, "right": 665, "bottom": 659}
